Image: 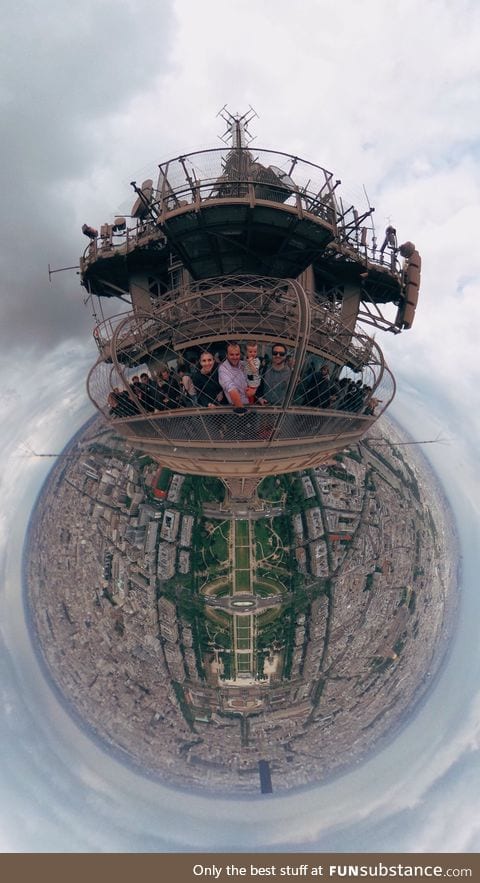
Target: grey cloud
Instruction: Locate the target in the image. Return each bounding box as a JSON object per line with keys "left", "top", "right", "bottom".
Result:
{"left": 0, "top": 1, "right": 176, "bottom": 354}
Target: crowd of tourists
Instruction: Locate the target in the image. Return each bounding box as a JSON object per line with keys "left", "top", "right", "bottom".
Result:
{"left": 107, "top": 342, "right": 380, "bottom": 418}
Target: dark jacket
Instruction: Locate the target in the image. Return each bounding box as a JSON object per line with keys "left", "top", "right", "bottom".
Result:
{"left": 193, "top": 367, "right": 224, "bottom": 407}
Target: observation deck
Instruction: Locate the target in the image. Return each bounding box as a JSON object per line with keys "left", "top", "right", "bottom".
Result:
{"left": 87, "top": 276, "right": 394, "bottom": 480}
{"left": 80, "top": 145, "right": 407, "bottom": 328}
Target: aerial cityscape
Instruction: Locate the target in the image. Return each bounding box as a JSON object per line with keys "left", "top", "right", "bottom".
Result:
{"left": 25, "top": 416, "right": 458, "bottom": 794}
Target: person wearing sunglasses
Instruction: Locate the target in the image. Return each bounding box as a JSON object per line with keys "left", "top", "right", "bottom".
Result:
{"left": 260, "top": 344, "right": 291, "bottom": 405}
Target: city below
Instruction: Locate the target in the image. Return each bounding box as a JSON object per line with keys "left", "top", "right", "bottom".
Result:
{"left": 25, "top": 416, "right": 458, "bottom": 794}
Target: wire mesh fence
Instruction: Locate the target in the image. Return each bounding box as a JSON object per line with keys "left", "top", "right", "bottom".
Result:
{"left": 86, "top": 275, "right": 394, "bottom": 473}
{"left": 81, "top": 148, "right": 402, "bottom": 279}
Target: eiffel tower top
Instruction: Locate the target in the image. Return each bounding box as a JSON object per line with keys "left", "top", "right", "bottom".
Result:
{"left": 217, "top": 105, "right": 258, "bottom": 149}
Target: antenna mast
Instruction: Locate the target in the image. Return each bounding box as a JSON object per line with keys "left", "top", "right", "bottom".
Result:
{"left": 217, "top": 105, "right": 258, "bottom": 148}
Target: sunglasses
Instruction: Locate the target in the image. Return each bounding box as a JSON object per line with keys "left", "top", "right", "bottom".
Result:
{"left": 272, "top": 350, "right": 286, "bottom": 356}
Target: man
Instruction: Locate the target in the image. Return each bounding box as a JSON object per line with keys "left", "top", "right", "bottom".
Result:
{"left": 303, "top": 363, "right": 333, "bottom": 408}
{"left": 111, "top": 386, "right": 139, "bottom": 416}
{"left": 218, "top": 342, "right": 249, "bottom": 410}
{"left": 261, "top": 343, "right": 291, "bottom": 405}
{"left": 155, "top": 363, "right": 181, "bottom": 409}
{"left": 138, "top": 372, "right": 160, "bottom": 412}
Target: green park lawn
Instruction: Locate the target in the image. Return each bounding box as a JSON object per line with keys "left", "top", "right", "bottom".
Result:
{"left": 235, "top": 546, "right": 250, "bottom": 570}
{"left": 235, "top": 520, "right": 249, "bottom": 545}
{"left": 235, "top": 569, "right": 251, "bottom": 591}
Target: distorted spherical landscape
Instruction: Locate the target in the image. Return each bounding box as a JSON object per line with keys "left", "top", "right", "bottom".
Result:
{"left": 24, "top": 415, "right": 458, "bottom": 795}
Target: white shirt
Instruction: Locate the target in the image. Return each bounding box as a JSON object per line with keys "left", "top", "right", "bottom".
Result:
{"left": 218, "top": 359, "right": 249, "bottom": 404}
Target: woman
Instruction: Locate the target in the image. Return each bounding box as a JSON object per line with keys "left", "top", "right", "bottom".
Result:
{"left": 193, "top": 351, "right": 224, "bottom": 407}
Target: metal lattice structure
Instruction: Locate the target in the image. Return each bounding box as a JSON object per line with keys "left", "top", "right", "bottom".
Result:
{"left": 87, "top": 276, "right": 394, "bottom": 479}
{"left": 81, "top": 113, "right": 419, "bottom": 486}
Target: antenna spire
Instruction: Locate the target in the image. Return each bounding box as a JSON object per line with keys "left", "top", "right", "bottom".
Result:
{"left": 217, "top": 105, "right": 258, "bottom": 148}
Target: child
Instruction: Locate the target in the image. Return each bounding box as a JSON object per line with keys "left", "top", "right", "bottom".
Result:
{"left": 243, "top": 341, "right": 261, "bottom": 405}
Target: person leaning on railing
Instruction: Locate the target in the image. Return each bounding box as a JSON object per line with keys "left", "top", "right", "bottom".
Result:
{"left": 362, "top": 386, "right": 382, "bottom": 415}
{"left": 193, "top": 351, "right": 225, "bottom": 407}
{"left": 218, "top": 342, "right": 249, "bottom": 412}
{"left": 107, "top": 388, "right": 139, "bottom": 417}
{"left": 155, "top": 363, "right": 181, "bottom": 410}
{"left": 300, "top": 363, "right": 333, "bottom": 408}
{"left": 137, "top": 372, "right": 160, "bottom": 412}
{"left": 258, "top": 344, "right": 291, "bottom": 405}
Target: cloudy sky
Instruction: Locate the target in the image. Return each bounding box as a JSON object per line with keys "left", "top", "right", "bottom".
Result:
{"left": 1, "top": 0, "right": 480, "bottom": 854}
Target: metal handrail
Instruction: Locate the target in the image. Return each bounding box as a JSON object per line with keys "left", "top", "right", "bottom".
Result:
{"left": 81, "top": 147, "right": 403, "bottom": 284}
